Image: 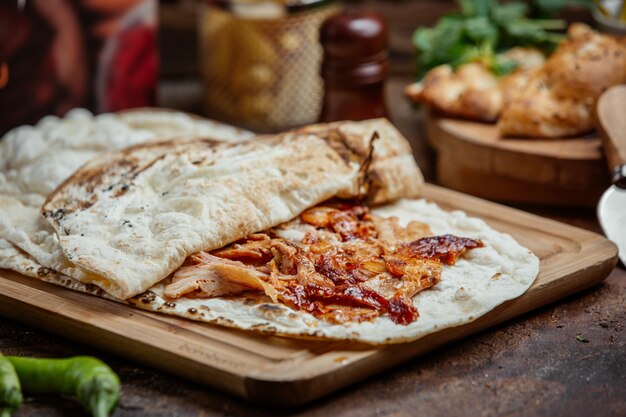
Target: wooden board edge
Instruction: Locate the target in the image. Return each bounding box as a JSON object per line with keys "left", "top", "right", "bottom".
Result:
{"left": 0, "top": 184, "right": 618, "bottom": 405}
{"left": 242, "top": 245, "right": 618, "bottom": 405}
{"left": 425, "top": 113, "right": 609, "bottom": 196}
{"left": 434, "top": 162, "right": 603, "bottom": 207}
{"left": 426, "top": 113, "right": 603, "bottom": 160}
{"left": 0, "top": 289, "right": 250, "bottom": 399}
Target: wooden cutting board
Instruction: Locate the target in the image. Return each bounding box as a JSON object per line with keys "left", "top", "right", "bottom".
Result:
{"left": 426, "top": 114, "right": 611, "bottom": 207}
{"left": 0, "top": 185, "right": 617, "bottom": 406}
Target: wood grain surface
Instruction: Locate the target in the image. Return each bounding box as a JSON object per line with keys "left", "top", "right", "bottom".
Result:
{"left": 426, "top": 114, "right": 610, "bottom": 207}
{"left": 0, "top": 184, "right": 617, "bottom": 406}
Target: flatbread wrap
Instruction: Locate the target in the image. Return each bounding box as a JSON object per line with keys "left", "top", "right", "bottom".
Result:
{"left": 41, "top": 118, "right": 422, "bottom": 299}
{"left": 0, "top": 112, "right": 539, "bottom": 345}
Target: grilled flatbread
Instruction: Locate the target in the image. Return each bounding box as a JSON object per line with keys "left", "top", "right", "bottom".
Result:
{"left": 0, "top": 111, "right": 539, "bottom": 345}
{"left": 4, "top": 198, "right": 539, "bottom": 345}
{"left": 0, "top": 108, "right": 253, "bottom": 282}
{"left": 41, "top": 119, "right": 422, "bottom": 299}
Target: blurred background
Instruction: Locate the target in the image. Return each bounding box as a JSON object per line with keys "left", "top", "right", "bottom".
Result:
{"left": 0, "top": 0, "right": 157, "bottom": 134}
{"left": 2, "top": 0, "right": 625, "bottom": 188}
{"left": 0, "top": 0, "right": 603, "bottom": 133}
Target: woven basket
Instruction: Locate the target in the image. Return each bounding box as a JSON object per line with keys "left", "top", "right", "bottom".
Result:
{"left": 199, "top": 2, "right": 337, "bottom": 132}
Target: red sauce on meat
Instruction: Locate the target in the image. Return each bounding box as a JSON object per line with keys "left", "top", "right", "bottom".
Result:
{"left": 398, "top": 234, "right": 484, "bottom": 264}
{"left": 388, "top": 295, "right": 419, "bottom": 325}
{"left": 203, "top": 203, "right": 484, "bottom": 325}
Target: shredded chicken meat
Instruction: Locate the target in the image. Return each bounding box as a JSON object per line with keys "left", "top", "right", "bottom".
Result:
{"left": 165, "top": 203, "right": 483, "bottom": 325}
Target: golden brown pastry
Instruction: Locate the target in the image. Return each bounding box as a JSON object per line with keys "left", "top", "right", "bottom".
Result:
{"left": 499, "top": 24, "right": 626, "bottom": 138}
{"left": 405, "top": 48, "right": 545, "bottom": 122}
{"left": 405, "top": 63, "right": 501, "bottom": 122}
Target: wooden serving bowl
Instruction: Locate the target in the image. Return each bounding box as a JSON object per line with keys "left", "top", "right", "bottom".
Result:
{"left": 425, "top": 113, "right": 610, "bottom": 207}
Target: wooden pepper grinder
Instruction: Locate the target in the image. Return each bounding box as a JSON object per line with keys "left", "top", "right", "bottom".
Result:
{"left": 319, "top": 8, "right": 389, "bottom": 122}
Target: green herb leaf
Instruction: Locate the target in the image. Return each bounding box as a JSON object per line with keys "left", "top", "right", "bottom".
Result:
{"left": 413, "top": 27, "right": 433, "bottom": 52}
{"left": 459, "top": 0, "right": 494, "bottom": 17}
{"left": 506, "top": 20, "right": 544, "bottom": 38}
{"left": 502, "top": 19, "right": 564, "bottom": 49}
{"left": 576, "top": 334, "right": 590, "bottom": 343}
{"left": 411, "top": 0, "right": 567, "bottom": 81}
{"left": 492, "top": 55, "right": 520, "bottom": 76}
{"left": 463, "top": 16, "right": 498, "bottom": 44}
{"left": 492, "top": 3, "right": 528, "bottom": 24}
{"left": 414, "top": 15, "right": 467, "bottom": 76}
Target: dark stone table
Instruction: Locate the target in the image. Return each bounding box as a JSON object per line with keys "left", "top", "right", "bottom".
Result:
{"left": 2, "top": 1, "right": 624, "bottom": 416}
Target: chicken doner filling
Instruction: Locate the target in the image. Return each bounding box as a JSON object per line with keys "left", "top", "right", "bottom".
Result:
{"left": 164, "top": 203, "right": 483, "bottom": 325}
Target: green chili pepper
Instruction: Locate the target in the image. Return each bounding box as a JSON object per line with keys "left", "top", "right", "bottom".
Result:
{"left": 6, "top": 356, "right": 120, "bottom": 417}
{"left": 0, "top": 355, "right": 22, "bottom": 417}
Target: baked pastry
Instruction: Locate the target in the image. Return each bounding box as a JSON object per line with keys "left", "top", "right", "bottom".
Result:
{"left": 405, "top": 48, "right": 545, "bottom": 122}
{"left": 499, "top": 24, "right": 626, "bottom": 138}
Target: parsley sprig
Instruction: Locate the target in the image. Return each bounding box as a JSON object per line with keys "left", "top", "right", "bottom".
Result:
{"left": 412, "top": 0, "right": 570, "bottom": 79}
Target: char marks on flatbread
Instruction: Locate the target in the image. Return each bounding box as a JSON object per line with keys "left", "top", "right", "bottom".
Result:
{"left": 0, "top": 109, "right": 253, "bottom": 282}
{"left": 42, "top": 119, "right": 423, "bottom": 299}
{"left": 0, "top": 108, "right": 253, "bottom": 287}
{"left": 297, "top": 119, "right": 423, "bottom": 205}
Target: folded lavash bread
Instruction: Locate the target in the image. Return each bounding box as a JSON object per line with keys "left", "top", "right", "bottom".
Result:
{"left": 295, "top": 119, "right": 422, "bottom": 205}
{"left": 0, "top": 108, "right": 252, "bottom": 285}
{"left": 41, "top": 118, "right": 423, "bottom": 300}
{"left": 125, "top": 199, "right": 538, "bottom": 344}
{"left": 0, "top": 112, "right": 540, "bottom": 345}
